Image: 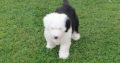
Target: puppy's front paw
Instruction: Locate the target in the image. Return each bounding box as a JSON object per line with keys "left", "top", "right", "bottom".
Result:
{"left": 59, "top": 52, "right": 69, "bottom": 59}
{"left": 46, "top": 44, "right": 56, "bottom": 49}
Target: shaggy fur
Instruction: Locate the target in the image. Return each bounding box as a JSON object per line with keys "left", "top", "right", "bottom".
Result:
{"left": 43, "top": 0, "right": 80, "bottom": 59}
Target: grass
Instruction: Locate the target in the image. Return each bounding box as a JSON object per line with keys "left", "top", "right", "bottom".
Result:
{"left": 0, "top": 0, "right": 120, "bottom": 63}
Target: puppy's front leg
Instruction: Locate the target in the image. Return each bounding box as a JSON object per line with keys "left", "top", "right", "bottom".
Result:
{"left": 46, "top": 41, "right": 56, "bottom": 49}
{"left": 44, "top": 31, "right": 56, "bottom": 49}
{"left": 59, "top": 40, "right": 71, "bottom": 59}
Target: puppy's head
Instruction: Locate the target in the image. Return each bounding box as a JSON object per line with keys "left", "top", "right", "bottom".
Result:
{"left": 43, "top": 13, "right": 71, "bottom": 40}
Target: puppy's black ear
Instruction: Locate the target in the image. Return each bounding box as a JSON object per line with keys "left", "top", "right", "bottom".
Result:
{"left": 65, "top": 19, "right": 71, "bottom": 32}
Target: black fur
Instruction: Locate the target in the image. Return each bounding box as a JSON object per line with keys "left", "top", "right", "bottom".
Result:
{"left": 65, "top": 19, "right": 71, "bottom": 32}
{"left": 55, "top": 0, "right": 79, "bottom": 33}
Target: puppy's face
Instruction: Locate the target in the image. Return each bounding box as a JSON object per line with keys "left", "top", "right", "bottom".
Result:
{"left": 43, "top": 13, "right": 70, "bottom": 40}
{"left": 48, "top": 25, "right": 65, "bottom": 40}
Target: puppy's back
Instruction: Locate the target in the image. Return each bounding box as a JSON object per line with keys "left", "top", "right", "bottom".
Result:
{"left": 55, "top": 0, "right": 79, "bottom": 33}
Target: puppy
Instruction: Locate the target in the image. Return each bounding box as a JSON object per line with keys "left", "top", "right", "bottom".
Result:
{"left": 43, "top": 0, "right": 80, "bottom": 59}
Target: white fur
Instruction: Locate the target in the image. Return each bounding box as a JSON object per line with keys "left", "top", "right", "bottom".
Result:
{"left": 43, "top": 12, "right": 80, "bottom": 59}
{"left": 72, "top": 32, "right": 80, "bottom": 40}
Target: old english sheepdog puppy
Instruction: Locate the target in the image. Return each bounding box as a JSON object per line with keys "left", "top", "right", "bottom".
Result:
{"left": 43, "top": 0, "right": 80, "bottom": 59}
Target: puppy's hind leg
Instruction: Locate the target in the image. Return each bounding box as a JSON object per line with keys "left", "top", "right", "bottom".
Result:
{"left": 71, "top": 11, "right": 80, "bottom": 41}
{"left": 72, "top": 20, "right": 80, "bottom": 40}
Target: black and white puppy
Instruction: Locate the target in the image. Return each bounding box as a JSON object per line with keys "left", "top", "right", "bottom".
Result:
{"left": 43, "top": 0, "right": 80, "bottom": 59}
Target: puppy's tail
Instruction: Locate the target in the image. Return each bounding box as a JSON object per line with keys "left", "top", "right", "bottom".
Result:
{"left": 63, "top": 0, "right": 69, "bottom": 5}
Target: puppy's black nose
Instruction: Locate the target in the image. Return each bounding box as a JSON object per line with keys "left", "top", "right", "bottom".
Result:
{"left": 54, "top": 36, "right": 58, "bottom": 39}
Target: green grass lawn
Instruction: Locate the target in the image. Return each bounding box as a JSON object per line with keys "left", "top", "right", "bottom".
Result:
{"left": 0, "top": 0, "right": 120, "bottom": 63}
